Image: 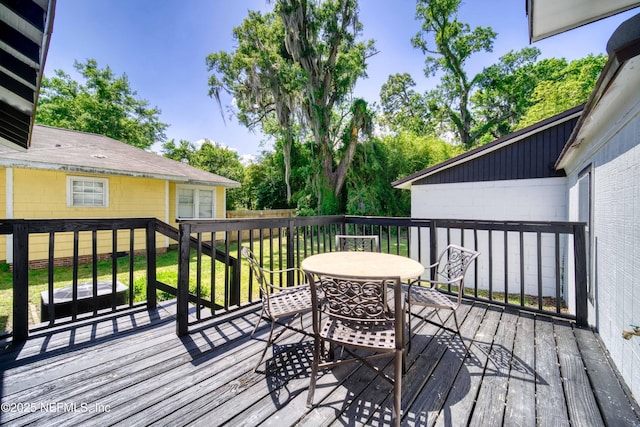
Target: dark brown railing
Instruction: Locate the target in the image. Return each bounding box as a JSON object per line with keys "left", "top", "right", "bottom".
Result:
{"left": 0, "top": 215, "right": 586, "bottom": 343}
{"left": 1, "top": 218, "right": 161, "bottom": 342}
{"left": 177, "top": 216, "right": 587, "bottom": 335}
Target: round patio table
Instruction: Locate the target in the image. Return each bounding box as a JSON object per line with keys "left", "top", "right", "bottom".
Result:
{"left": 301, "top": 251, "right": 424, "bottom": 279}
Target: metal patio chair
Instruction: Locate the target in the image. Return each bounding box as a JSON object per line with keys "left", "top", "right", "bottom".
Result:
{"left": 305, "top": 270, "right": 405, "bottom": 427}
{"left": 335, "top": 234, "right": 380, "bottom": 252}
{"left": 242, "top": 247, "right": 313, "bottom": 372}
{"left": 405, "top": 244, "right": 480, "bottom": 353}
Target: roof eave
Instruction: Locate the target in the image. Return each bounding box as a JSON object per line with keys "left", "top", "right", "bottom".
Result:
{"left": 555, "top": 13, "right": 640, "bottom": 170}
{"left": 0, "top": 0, "right": 56, "bottom": 151}
{"left": 0, "top": 158, "right": 243, "bottom": 186}
{"left": 527, "top": 0, "right": 640, "bottom": 43}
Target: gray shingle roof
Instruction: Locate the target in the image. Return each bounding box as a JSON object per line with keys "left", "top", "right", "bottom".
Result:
{"left": 0, "top": 125, "right": 240, "bottom": 187}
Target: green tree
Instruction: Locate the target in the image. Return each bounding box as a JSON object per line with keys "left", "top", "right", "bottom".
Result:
{"left": 344, "top": 132, "right": 460, "bottom": 217}
{"left": 207, "top": 11, "right": 301, "bottom": 203}
{"left": 161, "top": 139, "right": 197, "bottom": 163}
{"left": 516, "top": 54, "right": 606, "bottom": 128}
{"left": 383, "top": 131, "right": 462, "bottom": 182}
{"left": 276, "top": 0, "right": 376, "bottom": 214}
{"left": 162, "top": 139, "right": 246, "bottom": 210}
{"left": 194, "top": 141, "right": 246, "bottom": 210}
{"left": 412, "top": 0, "right": 496, "bottom": 148}
{"left": 36, "top": 59, "right": 167, "bottom": 149}
{"left": 472, "top": 47, "right": 543, "bottom": 140}
{"left": 379, "top": 73, "right": 430, "bottom": 134}
{"left": 208, "top": 1, "right": 376, "bottom": 214}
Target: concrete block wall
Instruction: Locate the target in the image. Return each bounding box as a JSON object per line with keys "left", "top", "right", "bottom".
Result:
{"left": 410, "top": 178, "right": 568, "bottom": 298}
{"left": 573, "top": 112, "right": 640, "bottom": 400}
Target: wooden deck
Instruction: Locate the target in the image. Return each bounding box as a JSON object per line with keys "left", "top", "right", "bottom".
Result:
{"left": 0, "top": 300, "right": 638, "bottom": 426}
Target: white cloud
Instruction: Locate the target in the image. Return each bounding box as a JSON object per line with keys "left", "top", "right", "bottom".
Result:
{"left": 240, "top": 154, "right": 256, "bottom": 166}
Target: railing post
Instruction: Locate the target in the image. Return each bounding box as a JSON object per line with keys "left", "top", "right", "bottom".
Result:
{"left": 12, "top": 221, "right": 29, "bottom": 343}
{"left": 286, "top": 218, "right": 295, "bottom": 286}
{"left": 146, "top": 219, "right": 157, "bottom": 309}
{"left": 429, "top": 219, "right": 438, "bottom": 281}
{"left": 177, "top": 222, "right": 191, "bottom": 336}
{"left": 573, "top": 223, "right": 588, "bottom": 327}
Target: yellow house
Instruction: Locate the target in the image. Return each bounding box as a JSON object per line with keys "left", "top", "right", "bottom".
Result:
{"left": 0, "top": 125, "right": 240, "bottom": 265}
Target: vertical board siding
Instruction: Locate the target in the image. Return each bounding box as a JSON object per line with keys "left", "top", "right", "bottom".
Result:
{"left": 415, "top": 117, "right": 578, "bottom": 186}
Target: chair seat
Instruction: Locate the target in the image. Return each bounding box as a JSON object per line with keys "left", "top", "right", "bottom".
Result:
{"left": 266, "top": 287, "right": 313, "bottom": 318}
{"left": 320, "top": 318, "right": 397, "bottom": 351}
{"left": 406, "top": 286, "right": 457, "bottom": 310}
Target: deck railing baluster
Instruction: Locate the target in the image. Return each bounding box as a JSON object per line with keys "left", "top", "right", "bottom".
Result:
{"left": 1, "top": 215, "right": 589, "bottom": 340}
{"left": 92, "top": 230, "right": 98, "bottom": 315}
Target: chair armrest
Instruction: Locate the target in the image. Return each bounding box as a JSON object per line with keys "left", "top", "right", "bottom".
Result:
{"left": 262, "top": 266, "right": 310, "bottom": 292}
{"left": 264, "top": 266, "right": 305, "bottom": 276}
{"left": 406, "top": 276, "right": 463, "bottom": 290}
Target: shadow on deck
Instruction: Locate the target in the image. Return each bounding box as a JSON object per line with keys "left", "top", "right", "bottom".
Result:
{"left": 0, "top": 300, "right": 638, "bottom": 426}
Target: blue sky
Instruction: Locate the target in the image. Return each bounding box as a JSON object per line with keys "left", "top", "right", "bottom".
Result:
{"left": 44, "top": 1, "right": 638, "bottom": 159}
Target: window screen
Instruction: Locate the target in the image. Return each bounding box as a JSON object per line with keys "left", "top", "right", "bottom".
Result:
{"left": 68, "top": 177, "right": 108, "bottom": 207}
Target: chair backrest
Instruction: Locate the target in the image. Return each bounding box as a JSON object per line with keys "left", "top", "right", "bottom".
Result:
{"left": 306, "top": 270, "right": 400, "bottom": 321}
{"left": 435, "top": 244, "right": 480, "bottom": 283}
{"left": 335, "top": 234, "right": 380, "bottom": 252}
{"left": 241, "top": 247, "right": 269, "bottom": 295}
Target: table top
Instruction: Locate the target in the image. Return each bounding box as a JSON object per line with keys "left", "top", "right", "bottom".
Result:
{"left": 301, "top": 251, "right": 424, "bottom": 279}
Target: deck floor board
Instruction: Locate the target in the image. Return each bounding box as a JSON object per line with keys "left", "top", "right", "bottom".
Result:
{"left": 0, "top": 300, "right": 638, "bottom": 426}
{"left": 503, "top": 311, "right": 536, "bottom": 427}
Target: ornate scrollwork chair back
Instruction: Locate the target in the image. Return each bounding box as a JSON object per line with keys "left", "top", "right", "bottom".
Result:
{"left": 334, "top": 234, "right": 381, "bottom": 252}
{"left": 305, "top": 270, "right": 405, "bottom": 427}
{"left": 406, "top": 244, "right": 480, "bottom": 353}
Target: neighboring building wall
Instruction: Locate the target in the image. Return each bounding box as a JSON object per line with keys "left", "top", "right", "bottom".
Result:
{"left": 216, "top": 187, "right": 226, "bottom": 219}
{"left": 411, "top": 178, "right": 567, "bottom": 221}
{"left": 410, "top": 177, "right": 568, "bottom": 297}
{"left": 1, "top": 167, "right": 167, "bottom": 263}
{"left": 565, "top": 108, "right": 640, "bottom": 400}
{"left": 167, "top": 182, "right": 226, "bottom": 227}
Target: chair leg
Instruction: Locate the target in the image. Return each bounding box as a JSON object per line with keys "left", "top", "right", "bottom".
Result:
{"left": 402, "top": 306, "right": 408, "bottom": 374}
{"left": 251, "top": 305, "right": 266, "bottom": 338}
{"left": 307, "top": 335, "right": 322, "bottom": 407}
{"left": 452, "top": 311, "right": 470, "bottom": 356}
{"left": 406, "top": 300, "right": 413, "bottom": 353}
{"left": 254, "top": 320, "right": 276, "bottom": 372}
{"left": 393, "top": 349, "right": 402, "bottom": 427}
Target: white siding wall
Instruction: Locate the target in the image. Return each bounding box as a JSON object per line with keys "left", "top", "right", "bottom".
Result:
{"left": 565, "top": 108, "right": 640, "bottom": 400}
{"left": 411, "top": 178, "right": 567, "bottom": 221}
{"left": 410, "top": 178, "right": 568, "bottom": 297}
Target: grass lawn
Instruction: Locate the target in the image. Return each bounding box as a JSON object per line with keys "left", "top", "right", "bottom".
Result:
{"left": 0, "top": 236, "right": 311, "bottom": 333}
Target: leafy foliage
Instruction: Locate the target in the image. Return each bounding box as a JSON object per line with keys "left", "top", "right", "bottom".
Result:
{"left": 36, "top": 59, "right": 168, "bottom": 149}
{"left": 344, "top": 132, "right": 462, "bottom": 216}
{"left": 209, "top": 0, "right": 377, "bottom": 214}
{"left": 381, "top": 0, "right": 605, "bottom": 151}
{"left": 412, "top": 0, "right": 497, "bottom": 148}
{"left": 516, "top": 54, "right": 606, "bottom": 128}
{"left": 207, "top": 11, "right": 301, "bottom": 202}
{"left": 379, "top": 73, "right": 430, "bottom": 134}
{"left": 162, "top": 139, "right": 245, "bottom": 209}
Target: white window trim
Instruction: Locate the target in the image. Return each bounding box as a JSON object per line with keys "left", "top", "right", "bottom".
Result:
{"left": 176, "top": 184, "right": 217, "bottom": 219}
{"left": 67, "top": 176, "right": 109, "bottom": 207}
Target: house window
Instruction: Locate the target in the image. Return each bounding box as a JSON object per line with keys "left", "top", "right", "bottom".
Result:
{"left": 177, "top": 186, "right": 215, "bottom": 219}
{"left": 577, "top": 166, "right": 592, "bottom": 302}
{"left": 67, "top": 176, "right": 108, "bottom": 207}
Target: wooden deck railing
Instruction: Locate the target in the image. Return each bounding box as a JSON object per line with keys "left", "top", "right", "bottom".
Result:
{"left": 0, "top": 215, "right": 586, "bottom": 343}
{"left": 177, "top": 216, "right": 587, "bottom": 335}
{"left": 1, "top": 218, "right": 161, "bottom": 342}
